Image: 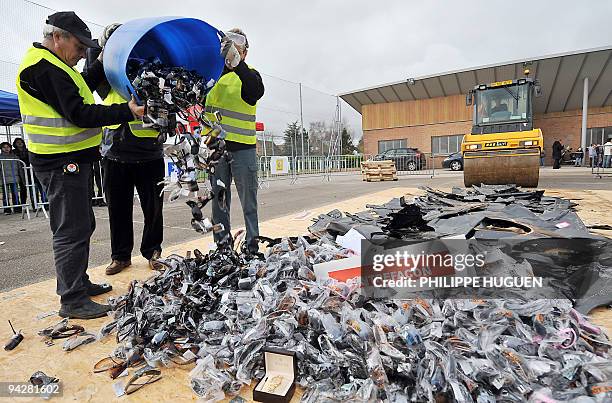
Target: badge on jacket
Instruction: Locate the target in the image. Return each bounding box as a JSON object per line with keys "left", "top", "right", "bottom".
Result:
{"left": 63, "top": 162, "right": 80, "bottom": 175}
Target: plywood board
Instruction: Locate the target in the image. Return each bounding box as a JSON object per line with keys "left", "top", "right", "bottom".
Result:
{"left": 1, "top": 187, "right": 611, "bottom": 402}
{"left": 0, "top": 187, "right": 420, "bottom": 403}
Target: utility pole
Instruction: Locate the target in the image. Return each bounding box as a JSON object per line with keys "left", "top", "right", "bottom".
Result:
{"left": 299, "top": 83, "right": 305, "bottom": 164}
{"left": 338, "top": 96, "right": 342, "bottom": 155}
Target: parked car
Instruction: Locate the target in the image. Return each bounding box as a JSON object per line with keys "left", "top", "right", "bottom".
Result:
{"left": 442, "top": 152, "right": 463, "bottom": 171}
{"left": 373, "top": 148, "right": 426, "bottom": 171}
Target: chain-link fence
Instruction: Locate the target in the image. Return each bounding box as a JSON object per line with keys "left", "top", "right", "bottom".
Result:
{"left": 0, "top": 0, "right": 103, "bottom": 93}
{"left": 0, "top": 0, "right": 368, "bottom": 200}
{"left": 1, "top": 0, "right": 362, "bottom": 159}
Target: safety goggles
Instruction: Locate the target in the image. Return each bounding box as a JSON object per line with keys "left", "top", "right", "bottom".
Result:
{"left": 224, "top": 31, "right": 247, "bottom": 48}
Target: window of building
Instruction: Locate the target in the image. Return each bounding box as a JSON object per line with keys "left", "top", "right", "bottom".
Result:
{"left": 378, "top": 139, "right": 407, "bottom": 154}
{"left": 432, "top": 134, "right": 463, "bottom": 155}
{"left": 587, "top": 127, "right": 612, "bottom": 145}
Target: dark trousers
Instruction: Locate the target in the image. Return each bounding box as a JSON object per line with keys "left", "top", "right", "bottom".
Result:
{"left": 36, "top": 164, "right": 95, "bottom": 305}
{"left": 103, "top": 158, "right": 164, "bottom": 261}
{"left": 92, "top": 160, "right": 103, "bottom": 198}
{"left": 17, "top": 177, "right": 28, "bottom": 206}
{"left": 553, "top": 158, "right": 561, "bottom": 169}
{"left": 1, "top": 182, "right": 19, "bottom": 211}
{"left": 210, "top": 148, "right": 259, "bottom": 252}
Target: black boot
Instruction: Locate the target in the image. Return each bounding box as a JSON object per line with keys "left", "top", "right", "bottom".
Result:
{"left": 59, "top": 299, "right": 111, "bottom": 319}
{"left": 87, "top": 283, "right": 113, "bottom": 296}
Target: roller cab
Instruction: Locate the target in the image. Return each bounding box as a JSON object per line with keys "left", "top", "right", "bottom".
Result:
{"left": 462, "top": 78, "right": 543, "bottom": 188}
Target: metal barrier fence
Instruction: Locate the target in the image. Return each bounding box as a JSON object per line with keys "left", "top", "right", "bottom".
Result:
{"left": 591, "top": 145, "right": 612, "bottom": 178}
{"left": 0, "top": 158, "right": 41, "bottom": 219}
{"left": 257, "top": 153, "right": 435, "bottom": 186}
{"left": 258, "top": 154, "right": 369, "bottom": 185}
{"left": 379, "top": 154, "right": 436, "bottom": 178}
{"left": 590, "top": 145, "right": 612, "bottom": 177}
{"left": 0, "top": 159, "right": 109, "bottom": 220}
{"left": 592, "top": 165, "right": 612, "bottom": 178}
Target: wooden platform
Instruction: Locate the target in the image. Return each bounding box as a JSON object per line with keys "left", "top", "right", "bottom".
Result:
{"left": 1, "top": 187, "right": 611, "bottom": 402}
{"left": 0, "top": 188, "right": 415, "bottom": 402}
{"left": 361, "top": 160, "right": 398, "bottom": 182}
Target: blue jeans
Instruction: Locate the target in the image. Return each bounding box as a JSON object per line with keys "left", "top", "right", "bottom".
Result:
{"left": 210, "top": 147, "right": 259, "bottom": 252}
{"left": 575, "top": 156, "right": 582, "bottom": 166}
{"left": 605, "top": 155, "right": 612, "bottom": 168}
{"left": 2, "top": 182, "right": 19, "bottom": 211}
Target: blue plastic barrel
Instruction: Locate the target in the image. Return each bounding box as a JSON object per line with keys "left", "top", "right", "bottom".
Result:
{"left": 103, "top": 16, "right": 225, "bottom": 101}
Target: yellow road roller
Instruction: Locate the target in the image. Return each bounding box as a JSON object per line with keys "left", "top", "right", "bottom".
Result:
{"left": 462, "top": 77, "right": 543, "bottom": 187}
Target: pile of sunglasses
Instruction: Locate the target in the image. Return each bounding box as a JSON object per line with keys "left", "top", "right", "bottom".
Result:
{"left": 128, "top": 58, "right": 212, "bottom": 143}
{"left": 128, "top": 59, "right": 233, "bottom": 233}
{"left": 87, "top": 189, "right": 612, "bottom": 401}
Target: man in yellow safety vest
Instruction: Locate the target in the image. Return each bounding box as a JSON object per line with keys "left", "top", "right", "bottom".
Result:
{"left": 16, "top": 12, "right": 144, "bottom": 319}
{"left": 205, "top": 28, "right": 264, "bottom": 256}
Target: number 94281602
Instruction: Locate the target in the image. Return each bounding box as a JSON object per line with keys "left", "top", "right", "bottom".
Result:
{"left": 1, "top": 382, "right": 62, "bottom": 397}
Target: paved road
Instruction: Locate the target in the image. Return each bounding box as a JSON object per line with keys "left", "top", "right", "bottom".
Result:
{"left": 0, "top": 167, "right": 609, "bottom": 292}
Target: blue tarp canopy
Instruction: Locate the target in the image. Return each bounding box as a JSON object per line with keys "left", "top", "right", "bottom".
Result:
{"left": 0, "top": 89, "right": 20, "bottom": 126}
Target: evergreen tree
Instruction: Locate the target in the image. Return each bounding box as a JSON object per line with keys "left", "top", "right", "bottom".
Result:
{"left": 341, "top": 127, "right": 357, "bottom": 155}
{"left": 282, "top": 121, "right": 301, "bottom": 156}
{"left": 357, "top": 136, "right": 364, "bottom": 154}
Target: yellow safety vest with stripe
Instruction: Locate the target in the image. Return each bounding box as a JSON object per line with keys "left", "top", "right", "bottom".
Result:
{"left": 102, "top": 89, "right": 158, "bottom": 138}
{"left": 204, "top": 68, "right": 257, "bottom": 145}
{"left": 16, "top": 46, "right": 102, "bottom": 154}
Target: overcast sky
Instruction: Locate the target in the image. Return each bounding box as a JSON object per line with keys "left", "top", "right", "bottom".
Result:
{"left": 3, "top": 0, "right": 612, "bottom": 140}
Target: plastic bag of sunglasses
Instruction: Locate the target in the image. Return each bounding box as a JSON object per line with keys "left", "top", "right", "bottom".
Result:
{"left": 38, "top": 318, "right": 84, "bottom": 339}
{"left": 272, "top": 315, "right": 298, "bottom": 339}
{"left": 97, "top": 319, "right": 118, "bottom": 340}
{"left": 124, "top": 365, "right": 162, "bottom": 395}
{"left": 63, "top": 332, "right": 96, "bottom": 352}
{"left": 189, "top": 355, "right": 232, "bottom": 399}
{"left": 30, "top": 370, "right": 59, "bottom": 387}
{"left": 366, "top": 347, "right": 388, "bottom": 388}
{"left": 233, "top": 340, "right": 265, "bottom": 383}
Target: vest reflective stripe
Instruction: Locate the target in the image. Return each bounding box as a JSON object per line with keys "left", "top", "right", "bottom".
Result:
{"left": 204, "top": 68, "right": 257, "bottom": 145}
{"left": 204, "top": 106, "right": 256, "bottom": 122}
{"left": 220, "top": 123, "right": 256, "bottom": 136}
{"left": 27, "top": 128, "right": 102, "bottom": 145}
{"left": 103, "top": 89, "right": 158, "bottom": 138}
{"left": 21, "top": 115, "right": 77, "bottom": 128}
{"left": 16, "top": 47, "right": 102, "bottom": 154}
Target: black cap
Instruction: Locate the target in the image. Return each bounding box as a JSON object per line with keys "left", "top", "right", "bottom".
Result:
{"left": 46, "top": 11, "right": 100, "bottom": 49}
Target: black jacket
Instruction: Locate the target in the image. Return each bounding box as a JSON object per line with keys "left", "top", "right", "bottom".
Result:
{"left": 552, "top": 141, "right": 563, "bottom": 159}
{"left": 18, "top": 43, "right": 134, "bottom": 171}
{"left": 85, "top": 47, "right": 163, "bottom": 163}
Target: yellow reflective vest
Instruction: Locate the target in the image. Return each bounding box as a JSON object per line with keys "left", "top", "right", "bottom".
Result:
{"left": 102, "top": 89, "right": 158, "bottom": 138}
{"left": 204, "top": 69, "right": 257, "bottom": 145}
{"left": 16, "top": 46, "right": 102, "bottom": 154}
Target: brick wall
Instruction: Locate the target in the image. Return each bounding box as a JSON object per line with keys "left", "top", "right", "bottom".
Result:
{"left": 364, "top": 121, "right": 472, "bottom": 156}
{"left": 535, "top": 109, "right": 612, "bottom": 165}
{"left": 363, "top": 105, "right": 612, "bottom": 167}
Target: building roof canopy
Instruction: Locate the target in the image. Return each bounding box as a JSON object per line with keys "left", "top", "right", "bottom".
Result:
{"left": 339, "top": 46, "right": 612, "bottom": 115}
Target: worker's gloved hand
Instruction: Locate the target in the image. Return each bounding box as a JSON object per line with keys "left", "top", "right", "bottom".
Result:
{"left": 221, "top": 38, "right": 241, "bottom": 70}
{"left": 128, "top": 95, "right": 145, "bottom": 119}
{"left": 99, "top": 23, "right": 122, "bottom": 48}
{"left": 97, "top": 23, "right": 122, "bottom": 62}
